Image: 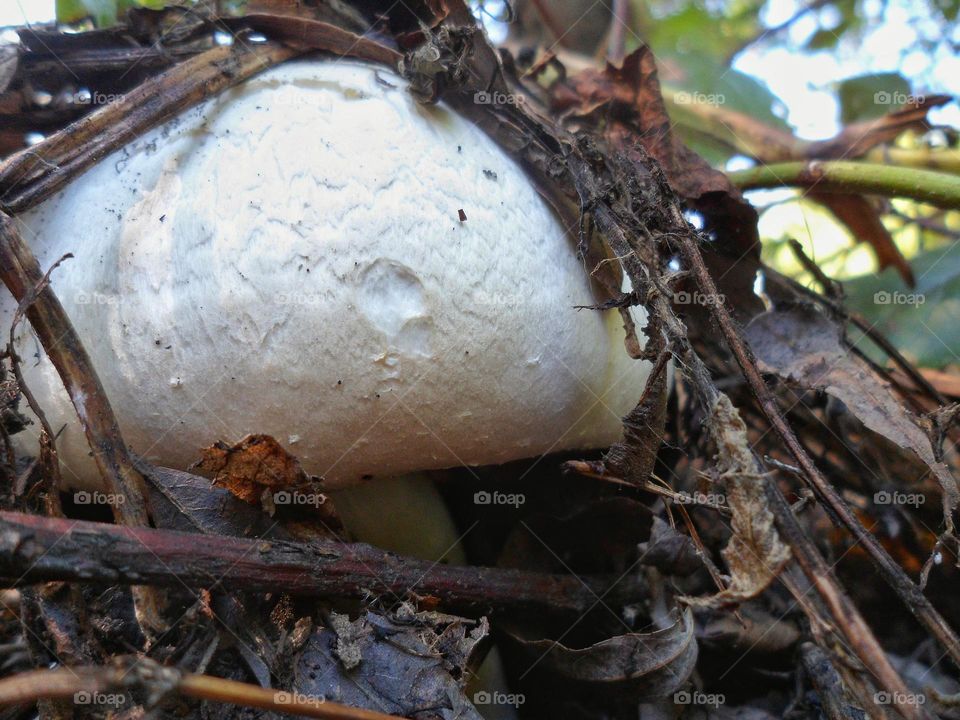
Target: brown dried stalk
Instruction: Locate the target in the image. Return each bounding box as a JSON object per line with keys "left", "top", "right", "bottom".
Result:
{"left": 0, "top": 510, "right": 645, "bottom": 617}
{"left": 0, "top": 215, "right": 148, "bottom": 526}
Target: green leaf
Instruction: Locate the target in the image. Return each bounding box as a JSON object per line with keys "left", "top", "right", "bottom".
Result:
{"left": 806, "top": 25, "right": 845, "bottom": 50}
{"left": 56, "top": 0, "right": 118, "bottom": 26}
{"left": 843, "top": 242, "right": 960, "bottom": 368}
{"left": 56, "top": 0, "right": 166, "bottom": 27}
{"left": 837, "top": 72, "right": 912, "bottom": 124}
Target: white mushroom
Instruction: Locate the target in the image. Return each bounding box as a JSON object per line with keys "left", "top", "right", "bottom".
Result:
{"left": 5, "top": 59, "right": 651, "bottom": 529}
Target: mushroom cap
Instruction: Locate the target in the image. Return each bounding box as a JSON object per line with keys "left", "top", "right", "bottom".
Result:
{"left": 5, "top": 59, "right": 651, "bottom": 489}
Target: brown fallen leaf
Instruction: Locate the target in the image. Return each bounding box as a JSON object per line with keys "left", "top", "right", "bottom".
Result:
{"left": 745, "top": 307, "right": 960, "bottom": 531}
{"left": 808, "top": 94, "right": 952, "bottom": 160}
{"left": 193, "top": 433, "right": 311, "bottom": 505}
{"left": 551, "top": 46, "right": 760, "bottom": 257}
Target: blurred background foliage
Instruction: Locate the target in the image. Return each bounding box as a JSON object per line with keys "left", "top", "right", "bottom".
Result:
{"left": 493, "top": 0, "right": 959, "bottom": 370}
{"left": 8, "top": 0, "right": 960, "bottom": 368}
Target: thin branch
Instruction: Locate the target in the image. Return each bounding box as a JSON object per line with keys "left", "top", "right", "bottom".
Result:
{"left": 0, "top": 510, "right": 645, "bottom": 617}
{"left": 0, "top": 215, "right": 149, "bottom": 528}
{"left": 727, "top": 161, "right": 960, "bottom": 209}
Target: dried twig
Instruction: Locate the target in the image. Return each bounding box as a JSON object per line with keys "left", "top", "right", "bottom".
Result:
{"left": 0, "top": 215, "right": 148, "bottom": 527}
{"left": 679, "top": 229, "right": 960, "bottom": 672}
{"left": 0, "top": 510, "right": 645, "bottom": 617}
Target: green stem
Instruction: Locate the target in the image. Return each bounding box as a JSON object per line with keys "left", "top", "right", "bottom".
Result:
{"left": 727, "top": 160, "right": 960, "bottom": 209}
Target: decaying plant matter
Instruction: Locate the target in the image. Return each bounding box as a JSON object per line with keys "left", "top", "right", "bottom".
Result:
{"left": 0, "top": 1, "right": 957, "bottom": 719}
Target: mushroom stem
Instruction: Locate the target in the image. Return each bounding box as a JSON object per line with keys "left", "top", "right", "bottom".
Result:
{"left": 331, "top": 473, "right": 467, "bottom": 564}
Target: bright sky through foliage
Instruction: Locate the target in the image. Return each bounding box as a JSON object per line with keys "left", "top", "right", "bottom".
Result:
{"left": 3, "top": 0, "right": 957, "bottom": 142}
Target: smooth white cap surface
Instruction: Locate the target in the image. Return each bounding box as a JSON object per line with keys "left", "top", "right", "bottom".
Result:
{"left": 4, "top": 59, "right": 651, "bottom": 489}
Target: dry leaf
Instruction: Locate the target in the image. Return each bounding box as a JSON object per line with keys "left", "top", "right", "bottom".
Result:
{"left": 293, "top": 605, "right": 487, "bottom": 719}
{"left": 506, "top": 608, "right": 697, "bottom": 708}
{"left": 193, "top": 433, "right": 311, "bottom": 505}
{"left": 551, "top": 46, "right": 760, "bottom": 256}
{"left": 683, "top": 395, "right": 791, "bottom": 608}
{"left": 745, "top": 307, "right": 960, "bottom": 530}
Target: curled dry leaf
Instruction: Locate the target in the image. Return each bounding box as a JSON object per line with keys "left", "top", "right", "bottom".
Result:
{"left": 146, "top": 465, "right": 292, "bottom": 539}
{"left": 683, "top": 395, "right": 791, "bottom": 609}
{"left": 505, "top": 608, "right": 697, "bottom": 706}
{"left": 193, "top": 433, "right": 314, "bottom": 505}
{"left": 745, "top": 307, "right": 960, "bottom": 530}
{"left": 807, "top": 94, "right": 952, "bottom": 159}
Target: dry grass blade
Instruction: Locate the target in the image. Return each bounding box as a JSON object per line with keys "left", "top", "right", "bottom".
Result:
{"left": 0, "top": 660, "right": 402, "bottom": 719}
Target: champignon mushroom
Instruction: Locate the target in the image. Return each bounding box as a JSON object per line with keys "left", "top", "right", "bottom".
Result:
{"left": 4, "top": 59, "right": 651, "bottom": 550}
